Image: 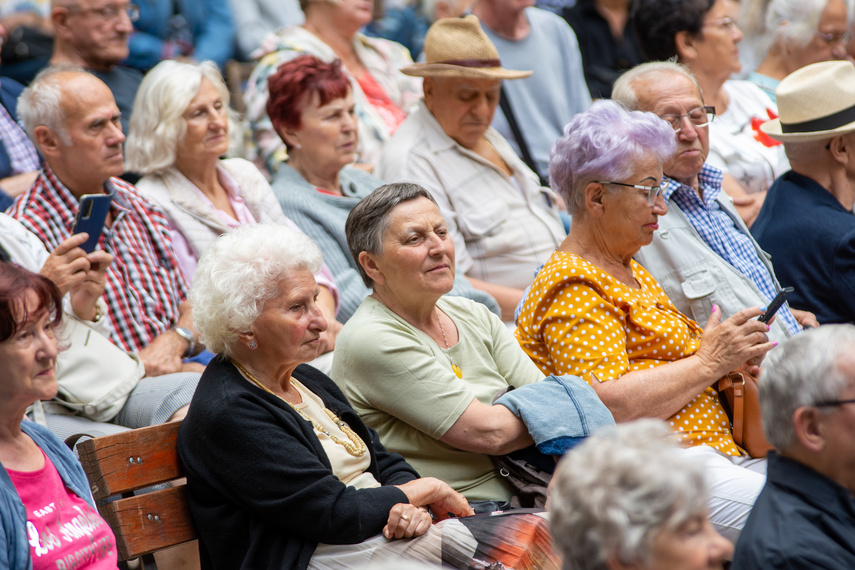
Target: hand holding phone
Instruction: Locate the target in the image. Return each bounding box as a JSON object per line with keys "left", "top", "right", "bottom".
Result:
{"left": 758, "top": 287, "right": 794, "bottom": 324}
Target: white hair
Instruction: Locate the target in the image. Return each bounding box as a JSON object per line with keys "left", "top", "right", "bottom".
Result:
{"left": 612, "top": 61, "right": 703, "bottom": 111}
{"left": 550, "top": 420, "right": 708, "bottom": 570}
{"left": 760, "top": 325, "right": 855, "bottom": 451}
{"left": 765, "top": 0, "right": 845, "bottom": 53}
{"left": 190, "top": 224, "right": 323, "bottom": 356}
{"left": 17, "top": 65, "right": 89, "bottom": 146}
{"left": 125, "top": 60, "right": 238, "bottom": 175}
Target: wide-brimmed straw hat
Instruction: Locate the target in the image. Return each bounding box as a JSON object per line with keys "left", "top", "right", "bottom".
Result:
{"left": 401, "top": 15, "right": 532, "bottom": 80}
{"left": 761, "top": 60, "right": 855, "bottom": 143}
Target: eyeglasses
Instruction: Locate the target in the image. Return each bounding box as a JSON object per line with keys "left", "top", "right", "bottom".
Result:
{"left": 659, "top": 106, "right": 716, "bottom": 133}
{"left": 815, "top": 30, "right": 850, "bottom": 45}
{"left": 813, "top": 398, "right": 855, "bottom": 408}
{"left": 66, "top": 3, "right": 140, "bottom": 22}
{"left": 703, "top": 16, "right": 737, "bottom": 32}
{"left": 596, "top": 180, "right": 666, "bottom": 205}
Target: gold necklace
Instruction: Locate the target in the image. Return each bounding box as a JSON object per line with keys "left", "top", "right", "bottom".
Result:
{"left": 436, "top": 308, "right": 463, "bottom": 378}
{"left": 231, "top": 359, "right": 367, "bottom": 457}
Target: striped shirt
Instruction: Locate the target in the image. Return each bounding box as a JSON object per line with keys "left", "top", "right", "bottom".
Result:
{"left": 662, "top": 164, "right": 802, "bottom": 336}
{"left": 0, "top": 95, "right": 39, "bottom": 175}
{"left": 7, "top": 166, "right": 188, "bottom": 352}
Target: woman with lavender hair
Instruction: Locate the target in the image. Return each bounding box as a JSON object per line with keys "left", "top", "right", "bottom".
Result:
{"left": 515, "top": 99, "right": 774, "bottom": 542}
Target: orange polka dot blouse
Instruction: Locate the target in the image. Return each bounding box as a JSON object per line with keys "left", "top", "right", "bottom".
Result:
{"left": 516, "top": 251, "right": 741, "bottom": 456}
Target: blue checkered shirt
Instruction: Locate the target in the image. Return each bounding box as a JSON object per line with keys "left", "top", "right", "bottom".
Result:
{"left": 662, "top": 164, "right": 802, "bottom": 336}
{"left": 0, "top": 100, "right": 39, "bottom": 175}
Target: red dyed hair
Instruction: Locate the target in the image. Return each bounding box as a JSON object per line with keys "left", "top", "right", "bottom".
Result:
{"left": 0, "top": 262, "right": 62, "bottom": 342}
{"left": 266, "top": 55, "right": 351, "bottom": 147}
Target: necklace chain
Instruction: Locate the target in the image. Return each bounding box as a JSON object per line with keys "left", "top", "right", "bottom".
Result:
{"left": 436, "top": 308, "right": 463, "bottom": 378}
{"left": 231, "top": 359, "right": 367, "bottom": 457}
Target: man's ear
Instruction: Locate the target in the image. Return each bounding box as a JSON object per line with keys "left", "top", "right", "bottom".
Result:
{"left": 793, "top": 406, "right": 827, "bottom": 453}
{"left": 584, "top": 181, "right": 607, "bottom": 218}
{"left": 50, "top": 8, "right": 72, "bottom": 38}
{"left": 422, "top": 77, "right": 435, "bottom": 110}
{"left": 674, "top": 30, "right": 699, "bottom": 63}
{"left": 34, "top": 126, "right": 62, "bottom": 159}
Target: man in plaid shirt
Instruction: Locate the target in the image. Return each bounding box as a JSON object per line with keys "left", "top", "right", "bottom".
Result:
{"left": 8, "top": 67, "right": 202, "bottom": 377}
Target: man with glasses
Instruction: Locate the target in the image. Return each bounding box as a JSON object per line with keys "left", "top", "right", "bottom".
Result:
{"left": 48, "top": 0, "right": 143, "bottom": 134}
{"left": 612, "top": 61, "right": 816, "bottom": 345}
{"left": 733, "top": 324, "right": 855, "bottom": 568}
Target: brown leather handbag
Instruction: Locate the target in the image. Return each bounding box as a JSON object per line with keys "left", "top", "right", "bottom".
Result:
{"left": 716, "top": 366, "right": 774, "bottom": 458}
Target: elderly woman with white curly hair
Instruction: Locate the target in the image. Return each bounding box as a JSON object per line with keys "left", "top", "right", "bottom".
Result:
{"left": 746, "top": 0, "right": 849, "bottom": 103}
{"left": 177, "top": 223, "right": 479, "bottom": 570}
{"left": 550, "top": 419, "right": 733, "bottom": 570}
{"left": 125, "top": 59, "right": 343, "bottom": 360}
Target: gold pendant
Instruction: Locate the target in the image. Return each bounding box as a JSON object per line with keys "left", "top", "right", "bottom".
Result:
{"left": 451, "top": 363, "right": 463, "bottom": 378}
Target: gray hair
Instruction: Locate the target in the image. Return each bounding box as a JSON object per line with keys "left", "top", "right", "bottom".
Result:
{"left": 125, "top": 60, "right": 238, "bottom": 175}
{"left": 18, "top": 64, "right": 89, "bottom": 146}
{"left": 612, "top": 61, "right": 703, "bottom": 111}
{"left": 760, "top": 325, "right": 855, "bottom": 451}
{"left": 765, "top": 0, "right": 843, "bottom": 54}
{"left": 550, "top": 420, "right": 708, "bottom": 570}
{"left": 345, "top": 182, "right": 436, "bottom": 288}
{"left": 190, "top": 223, "right": 323, "bottom": 356}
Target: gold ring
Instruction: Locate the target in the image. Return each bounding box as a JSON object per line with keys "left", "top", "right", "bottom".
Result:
{"left": 401, "top": 515, "right": 411, "bottom": 521}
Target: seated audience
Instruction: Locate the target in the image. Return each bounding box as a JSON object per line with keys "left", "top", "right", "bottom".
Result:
{"left": 612, "top": 61, "right": 812, "bottom": 341}
{"left": 515, "top": 99, "right": 773, "bottom": 541}
{"left": 561, "top": 0, "right": 645, "bottom": 99}
{"left": 551, "top": 419, "right": 733, "bottom": 570}
{"left": 0, "top": 2, "right": 52, "bottom": 84}
{"left": 126, "top": 59, "right": 343, "bottom": 362}
{"left": 177, "top": 224, "right": 482, "bottom": 569}
{"left": 244, "top": 0, "right": 421, "bottom": 170}
{"left": 749, "top": 0, "right": 848, "bottom": 104}
{"left": 266, "top": 54, "right": 499, "bottom": 322}
{"left": 0, "top": 262, "right": 118, "bottom": 569}
{"left": 332, "top": 183, "right": 546, "bottom": 508}
{"left": 229, "top": 0, "right": 303, "bottom": 60}
{"left": 472, "top": 0, "right": 592, "bottom": 182}
{"left": 377, "top": 16, "right": 566, "bottom": 320}
{"left": 49, "top": 0, "right": 144, "bottom": 135}
{"left": 9, "top": 68, "right": 203, "bottom": 381}
{"left": 125, "top": 0, "right": 235, "bottom": 71}
{"left": 752, "top": 61, "right": 855, "bottom": 324}
{"left": 733, "top": 325, "right": 855, "bottom": 568}
{"left": 633, "top": 0, "right": 788, "bottom": 207}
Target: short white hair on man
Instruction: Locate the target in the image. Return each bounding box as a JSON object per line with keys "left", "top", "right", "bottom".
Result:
{"left": 550, "top": 419, "right": 707, "bottom": 570}
{"left": 125, "top": 59, "right": 238, "bottom": 175}
{"left": 190, "top": 224, "right": 323, "bottom": 357}
{"left": 760, "top": 324, "right": 855, "bottom": 451}
{"left": 17, "top": 64, "right": 88, "bottom": 146}
{"left": 612, "top": 60, "right": 703, "bottom": 111}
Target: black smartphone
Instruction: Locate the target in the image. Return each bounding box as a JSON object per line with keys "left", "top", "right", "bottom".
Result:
{"left": 72, "top": 193, "right": 112, "bottom": 253}
{"left": 758, "top": 287, "right": 794, "bottom": 324}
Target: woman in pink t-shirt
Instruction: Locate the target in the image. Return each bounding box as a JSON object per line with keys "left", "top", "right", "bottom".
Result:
{"left": 0, "top": 262, "right": 118, "bottom": 570}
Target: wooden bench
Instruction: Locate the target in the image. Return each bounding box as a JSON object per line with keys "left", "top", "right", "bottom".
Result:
{"left": 76, "top": 421, "right": 197, "bottom": 569}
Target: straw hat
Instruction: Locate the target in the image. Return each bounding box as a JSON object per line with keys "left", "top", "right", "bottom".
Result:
{"left": 761, "top": 60, "right": 855, "bottom": 143}
{"left": 401, "top": 15, "right": 532, "bottom": 80}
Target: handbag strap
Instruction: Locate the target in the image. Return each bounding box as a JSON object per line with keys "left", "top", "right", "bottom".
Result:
{"left": 499, "top": 85, "right": 549, "bottom": 187}
{"left": 718, "top": 371, "right": 746, "bottom": 448}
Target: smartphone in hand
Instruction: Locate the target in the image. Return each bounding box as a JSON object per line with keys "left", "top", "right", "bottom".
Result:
{"left": 72, "top": 193, "right": 112, "bottom": 253}
{"left": 758, "top": 287, "right": 795, "bottom": 324}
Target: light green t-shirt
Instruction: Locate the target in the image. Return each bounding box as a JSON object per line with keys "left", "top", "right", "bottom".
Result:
{"left": 332, "top": 295, "right": 544, "bottom": 501}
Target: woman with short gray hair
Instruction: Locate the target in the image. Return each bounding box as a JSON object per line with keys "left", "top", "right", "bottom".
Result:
{"left": 551, "top": 420, "right": 733, "bottom": 570}
{"left": 748, "top": 0, "right": 849, "bottom": 103}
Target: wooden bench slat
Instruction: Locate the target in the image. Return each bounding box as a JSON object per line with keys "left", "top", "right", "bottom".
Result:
{"left": 99, "top": 486, "right": 196, "bottom": 560}
{"left": 78, "top": 421, "right": 184, "bottom": 500}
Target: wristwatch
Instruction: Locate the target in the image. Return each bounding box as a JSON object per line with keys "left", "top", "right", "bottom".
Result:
{"left": 171, "top": 326, "right": 196, "bottom": 358}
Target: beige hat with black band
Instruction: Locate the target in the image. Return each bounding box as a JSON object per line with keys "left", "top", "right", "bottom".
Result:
{"left": 761, "top": 60, "right": 855, "bottom": 143}
{"left": 401, "top": 15, "right": 532, "bottom": 80}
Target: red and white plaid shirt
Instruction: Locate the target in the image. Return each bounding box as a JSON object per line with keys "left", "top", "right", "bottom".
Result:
{"left": 8, "top": 165, "right": 189, "bottom": 352}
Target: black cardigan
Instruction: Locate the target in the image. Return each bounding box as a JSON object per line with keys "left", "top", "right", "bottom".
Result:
{"left": 177, "top": 357, "right": 420, "bottom": 570}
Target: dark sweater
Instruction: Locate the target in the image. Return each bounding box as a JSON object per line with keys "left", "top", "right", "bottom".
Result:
{"left": 177, "top": 357, "right": 420, "bottom": 570}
